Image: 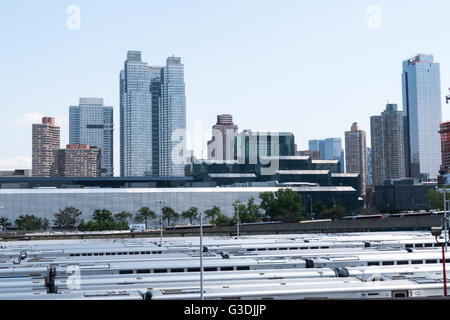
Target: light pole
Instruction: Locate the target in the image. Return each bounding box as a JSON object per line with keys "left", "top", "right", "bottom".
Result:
{"left": 200, "top": 211, "right": 204, "bottom": 300}
{"left": 432, "top": 227, "right": 449, "bottom": 297}
{"left": 306, "top": 195, "right": 313, "bottom": 220}
{"left": 156, "top": 200, "right": 166, "bottom": 246}
{"left": 236, "top": 212, "right": 240, "bottom": 237}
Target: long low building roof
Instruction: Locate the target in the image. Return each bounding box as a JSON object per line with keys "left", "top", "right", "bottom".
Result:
{"left": 276, "top": 170, "right": 330, "bottom": 175}
{"left": 0, "top": 186, "right": 356, "bottom": 194}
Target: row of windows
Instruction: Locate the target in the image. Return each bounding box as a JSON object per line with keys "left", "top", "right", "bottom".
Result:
{"left": 69, "top": 251, "right": 163, "bottom": 257}
{"left": 405, "top": 243, "right": 439, "bottom": 248}
{"left": 119, "top": 266, "right": 251, "bottom": 275}
{"left": 247, "top": 246, "right": 330, "bottom": 251}
{"left": 367, "top": 259, "right": 450, "bottom": 266}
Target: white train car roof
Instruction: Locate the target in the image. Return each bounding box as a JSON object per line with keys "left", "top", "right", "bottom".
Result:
{"left": 55, "top": 267, "right": 338, "bottom": 290}
{"left": 149, "top": 276, "right": 444, "bottom": 300}
{"left": 54, "top": 257, "right": 307, "bottom": 275}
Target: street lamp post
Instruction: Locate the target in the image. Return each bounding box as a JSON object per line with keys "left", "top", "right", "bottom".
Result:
{"left": 236, "top": 213, "right": 240, "bottom": 237}
{"left": 200, "top": 211, "right": 204, "bottom": 300}
{"left": 156, "top": 200, "right": 166, "bottom": 246}
{"left": 432, "top": 227, "right": 449, "bottom": 297}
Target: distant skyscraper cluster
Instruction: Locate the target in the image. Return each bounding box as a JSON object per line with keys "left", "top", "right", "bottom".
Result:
{"left": 31, "top": 51, "right": 186, "bottom": 178}
{"left": 28, "top": 51, "right": 447, "bottom": 191}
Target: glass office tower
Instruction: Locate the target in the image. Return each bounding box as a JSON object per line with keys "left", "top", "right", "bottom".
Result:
{"left": 159, "top": 56, "right": 187, "bottom": 177}
{"left": 120, "top": 51, "right": 152, "bottom": 177}
{"left": 69, "top": 98, "right": 114, "bottom": 176}
{"left": 150, "top": 66, "right": 163, "bottom": 176}
{"left": 402, "top": 54, "right": 442, "bottom": 180}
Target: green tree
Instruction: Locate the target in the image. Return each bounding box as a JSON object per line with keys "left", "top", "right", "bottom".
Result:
{"left": 162, "top": 207, "right": 179, "bottom": 226}
{"left": 135, "top": 207, "right": 156, "bottom": 229}
{"left": 259, "top": 189, "right": 305, "bottom": 223}
{"left": 0, "top": 217, "right": 12, "bottom": 230}
{"left": 181, "top": 207, "right": 199, "bottom": 225}
{"left": 53, "top": 207, "right": 82, "bottom": 229}
{"left": 204, "top": 206, "right": 222, "bottom": 224}
{"left": 427, "top": 189, "right": 444, "bottom": 210}
{"left": 15, "top": 215, "right": 49, "bottom": 231}
{"left": 114, "top": 211, "right": 133, "bottom": 223}
{"left": 312, "top": 201, "right": 328, "bottom": 217}
{"left": 318, "top": 203, "right": 347, "bottom": 220}
{"left": 214, "top": 212, "right": 233, "bottom": 227}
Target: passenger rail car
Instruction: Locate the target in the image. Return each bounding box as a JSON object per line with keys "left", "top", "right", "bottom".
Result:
{"left": 0, "top": 290, "right": 145, "bottom": 300}
{"left": 54, "top": 258, "right": 307, "bottom": 277}
{"left": 305, "top": 250, "right": 450, "bottom": 268}
{"left": 148, "top": 276, "right": 445, "bottom": 300}
{"left": 58, "top": 276, "right": 360, "bottom": 295}
{"left": 54, "top": 268, "right": 338, "bottom": 292}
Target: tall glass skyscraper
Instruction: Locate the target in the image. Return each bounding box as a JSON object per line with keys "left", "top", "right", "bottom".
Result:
{"left": 120, "top": 51, "right": 152, "bottom": 177}
{"left": 402, "top": 54, "right": 442, "bottom": 180}
{"left": 159, "top": 56, "right": 187, "bottom": 177}
{"left": 69, "top": 98, "right": 114, "bottom": 176}
{"left": 150, "top": 66, "right": 164, "bottom": 176}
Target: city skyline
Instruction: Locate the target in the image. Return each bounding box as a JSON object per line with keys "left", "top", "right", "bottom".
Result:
{"left": 2, "top": 1, "right": 450, "bottom": 174}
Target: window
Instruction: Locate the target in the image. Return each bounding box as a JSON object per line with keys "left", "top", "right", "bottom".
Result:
{"left": 415, "top": 244, "right": 423, "bottom": 248}
{"left": 119, "top": 270, "right": 133, "bottom": 275}
{"left": 397, "top": 261, "right": 408, "bottom": 265}
{"left": 204, "top": 267, "right": 217, "bottom": 272}
{"left": 382, "top": 261, "right": 394, "bottom": 266}
{"left": 170, "top": 268, "right": 184, "bottom": 273}
{"left": 426, "top": 260, "right": 438, "bottom": 264}
{"left": 137, "top": 269, "right": 151, "bottom": 274}
{"left": 411, "top": 260, "right": 422, "bottom": 265}
{"left": 393, "top": 291, "right": 408, "bottom": 298}
{"left": 188, "top": 268, "right": 200, "bottom": 272}
{"left": 220, "top": 267, "right": 233, "bottom": 271}
{"left": 425, "top": 243, "right": 433, "bottom": 248}
{"left": 154, "top": 269, "right": 168, "bottom": 274}
{"left": 368, "top": 261, "right": 379, "bottom": 266}
{"left": 237, "top": 266, "right": 250, "bottom": 271}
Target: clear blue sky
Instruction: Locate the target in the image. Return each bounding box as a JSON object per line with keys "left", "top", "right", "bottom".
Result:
{"left": 1, "top": 0, "right": 450, "bottom": 173}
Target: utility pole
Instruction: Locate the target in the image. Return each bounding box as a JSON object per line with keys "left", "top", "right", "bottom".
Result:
{"left": 200, "top": 211, "right": 204, "bottom": 300}
{"left": 438, "top": 167, "right": 448, "bottom": 252}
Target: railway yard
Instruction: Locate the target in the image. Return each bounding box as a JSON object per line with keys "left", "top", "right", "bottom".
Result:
{"left": 1, "top": 231, "right": 450, "bottom": 300}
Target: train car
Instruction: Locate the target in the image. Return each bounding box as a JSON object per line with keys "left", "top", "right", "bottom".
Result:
{"left": 54, "top": 267, "right": 339, "bottom": 292}
{"left": 0, "top": 290, "right": 145, "bottom": 300}
{"left": 54, "top": 257, "right": 307, "bottom": 277}
{"left": 147, "top": 276, "right": 445, "bottom": 300}
{"left": 305, "top": 250, "right": 450, "bottom": 269}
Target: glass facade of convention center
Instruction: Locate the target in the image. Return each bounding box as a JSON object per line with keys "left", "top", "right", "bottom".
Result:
{"left": 0, "top": 187, "right": 359, "bottom": 224}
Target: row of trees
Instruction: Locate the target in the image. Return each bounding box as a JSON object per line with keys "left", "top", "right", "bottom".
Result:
{"left": 0, "top": 189, "right": 349, "bottom": 231}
